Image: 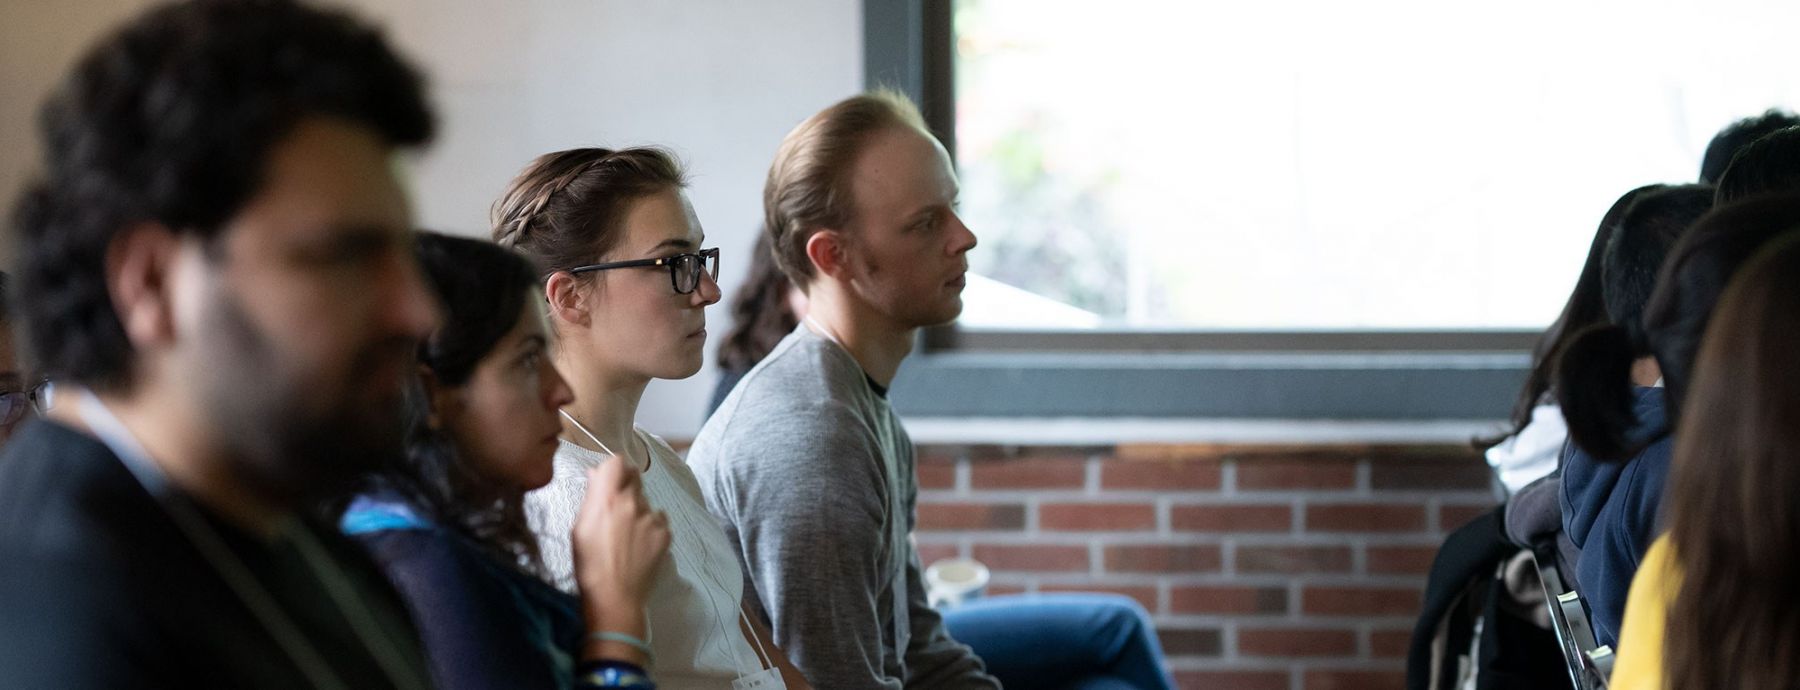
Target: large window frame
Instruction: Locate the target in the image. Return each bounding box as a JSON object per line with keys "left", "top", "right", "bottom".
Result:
{"left": 865, "top": 1, "right": 1532, "bottom": 421}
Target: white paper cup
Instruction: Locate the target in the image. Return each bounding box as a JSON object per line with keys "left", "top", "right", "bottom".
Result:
{"left": 924, "top": 558, "right": 991, "bottom": 609}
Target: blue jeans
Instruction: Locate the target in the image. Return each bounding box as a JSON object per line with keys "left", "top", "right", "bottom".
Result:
{"left": 941, "top": 593, "right": 1174, "bottom": 690}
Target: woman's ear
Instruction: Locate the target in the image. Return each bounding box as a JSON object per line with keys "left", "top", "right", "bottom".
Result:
{"left": 543, "top": 272, "right": 589, "bottom": 328}
{"left": 418, "top": 364, "right": 457, "bottom": 431}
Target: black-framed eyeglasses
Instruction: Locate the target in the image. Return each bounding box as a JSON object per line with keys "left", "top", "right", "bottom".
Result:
{"left": 566, "top": 247, "right": 720, "bottom": 295}
{"left": 0, "top": 379, "right": 53, "bottom": 427}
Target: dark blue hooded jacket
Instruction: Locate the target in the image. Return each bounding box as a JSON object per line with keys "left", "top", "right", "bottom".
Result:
{"left": 1559, "top": 386, "right": 1672, "bottom": 650}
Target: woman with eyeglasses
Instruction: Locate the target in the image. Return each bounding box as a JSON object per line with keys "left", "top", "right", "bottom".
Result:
{"left": 0, "top": 272, "right": 51, "bottom": 445}
{"left": 338, "top": 232, "right": 671, "bottom": 689}
{"left": 494, "top": 147, "right": 810, "bottom": 690}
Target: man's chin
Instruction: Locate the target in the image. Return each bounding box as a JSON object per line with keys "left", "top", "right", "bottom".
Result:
{"left": 911, "top": 298, "right": 964, "bottom": 329}
{"left": 258, "top": 403, "right": 405, "bottom": 500}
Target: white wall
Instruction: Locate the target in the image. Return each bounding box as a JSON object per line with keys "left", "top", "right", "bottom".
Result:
{"left": 0, "top": 0, "right": 159, "bottom": 251}
{"left": 0, "top": 0, "right": 864, "bottom": 439}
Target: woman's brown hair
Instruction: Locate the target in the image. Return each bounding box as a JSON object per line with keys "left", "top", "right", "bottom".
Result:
{"left": 1664, "top": 230, "right": 1800, "bottom": 689}
{"left": 491, "top": 146, "right": 687, "bottom": 273}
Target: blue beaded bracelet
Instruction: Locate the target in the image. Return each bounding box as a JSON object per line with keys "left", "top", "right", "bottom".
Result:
{"left": 577, "top": 660, "right": 654, "bottom": 689}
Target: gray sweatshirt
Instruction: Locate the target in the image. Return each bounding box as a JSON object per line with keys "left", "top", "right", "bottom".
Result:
{"left": 688, "top": 327, "right": 999, "bottom": 690}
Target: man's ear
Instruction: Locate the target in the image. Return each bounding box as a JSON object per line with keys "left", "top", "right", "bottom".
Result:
{"left": 417, "top": 364, "right": 458, "bottom": 431}
{"left": 804, "top": 229, "right": 850, "bottom": 281}
{"left": 543, "top": 272, "right": 589, "bottom": 328}
{"left": 105, "top": 222, "right": 183, "bottom": 351}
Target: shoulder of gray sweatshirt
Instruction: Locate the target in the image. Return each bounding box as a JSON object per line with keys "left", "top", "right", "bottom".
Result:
{"left": 688, "top": 326, "right": 999, "bottom": 690}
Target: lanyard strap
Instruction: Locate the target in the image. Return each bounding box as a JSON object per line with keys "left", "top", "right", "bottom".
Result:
{"left": 560, "top": 410, "right": 651, "bottom": 472}
{"left": 802, "top": 315, "right": 847, "bottom": 352}
{"left": 75, "top": 390, "right": 423, "bottom": 690}
{"left": 562, "top": 420, "right": 774, "bottom": 675}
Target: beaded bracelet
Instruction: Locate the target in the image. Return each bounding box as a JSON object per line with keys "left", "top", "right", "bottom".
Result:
{"left": 576, "top": 659, "right": 654, "bottom": 690}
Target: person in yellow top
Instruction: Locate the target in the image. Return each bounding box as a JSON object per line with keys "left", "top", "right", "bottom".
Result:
{"left": 1606, "top": 218, "right": 1800, "bottom": 690}
{"left": 1610, "top": 535, "right": 1677, "bottom": 690}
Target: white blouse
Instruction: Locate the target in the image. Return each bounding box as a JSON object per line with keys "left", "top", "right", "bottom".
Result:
{"left": 525, "top": 428, "right": 770, "bottom": 689}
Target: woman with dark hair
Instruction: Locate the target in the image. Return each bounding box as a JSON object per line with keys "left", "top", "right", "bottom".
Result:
{"left": 1481, "top": 186, "right": 1655, "bottom": 495}
{"left": 1552, "top": 184, "right": 1713, "bottom": 648}
{"left": 340, "top": 231, "right": 671, "bottom": 689}
{"left": 1699, "top": 109, "right": 1800, "bottom": 185}
{"left": 709, "top": 231, "right": 803, "bottom": 415}
{"left": 1714, "top": 125, "right": 1800, "bottom": 204}
{"left": 1609, "top": 232, "right": 1800, "bottom": 690}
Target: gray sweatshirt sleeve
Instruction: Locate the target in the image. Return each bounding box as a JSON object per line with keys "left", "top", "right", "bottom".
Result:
{"left": 897, "top": 440, "right": 999, "bottom": 690}
{"left": 900, "top": 549, "right": 999, "bottom": 688}
{"left": 712, "top": 402, "right": 906, "bottom": 690}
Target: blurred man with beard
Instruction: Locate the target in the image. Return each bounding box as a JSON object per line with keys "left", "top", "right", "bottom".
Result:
{"left": 0, "top": 1, "right": 440, "bottom": 687}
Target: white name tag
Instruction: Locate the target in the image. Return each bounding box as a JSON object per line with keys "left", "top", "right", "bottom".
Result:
{"left": 733, "top": 667, "right": 787, "bottom": 690}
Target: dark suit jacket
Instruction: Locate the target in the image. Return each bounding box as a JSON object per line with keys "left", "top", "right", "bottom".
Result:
{"left": 0, "top": 419, "right": 432, "bottom": 689}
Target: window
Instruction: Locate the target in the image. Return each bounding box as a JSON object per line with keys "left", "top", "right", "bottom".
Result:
{"left": 861, "top": 1, "right": 1793, "bottom": 420}
{"left": 948, "top": 0, "right": 1800, "bottom": 331}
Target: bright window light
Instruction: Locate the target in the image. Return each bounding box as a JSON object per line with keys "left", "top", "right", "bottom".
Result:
{"left": 953, "top": 0, "right": 1800, "bottom": 330}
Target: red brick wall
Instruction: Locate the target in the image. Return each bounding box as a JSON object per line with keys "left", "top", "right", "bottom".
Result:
{"left": 914, "top": 442, "right": 1497, "bottom": 690}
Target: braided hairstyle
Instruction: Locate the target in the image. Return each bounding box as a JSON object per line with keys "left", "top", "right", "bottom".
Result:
{"left": 490, "top": 147, "right": 687, "bottom": 276}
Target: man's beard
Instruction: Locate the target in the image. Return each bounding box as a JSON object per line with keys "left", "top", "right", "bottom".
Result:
{"left": 194, "top": 288, "right": 412, "bottom": 507}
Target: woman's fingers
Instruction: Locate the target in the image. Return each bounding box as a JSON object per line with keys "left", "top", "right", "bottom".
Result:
{"left": 592, "top": 455, "right": 641, "bottom": 494}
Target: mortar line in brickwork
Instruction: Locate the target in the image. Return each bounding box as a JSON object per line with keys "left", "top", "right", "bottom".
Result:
{"left": 1354, "top": 459, "right": 1373, "bottom": 495}
{"left": 1159, "top": 495, "right": 1313, "bottom": 506}
{"left": 965, "top": 537, "right": 1110, "bottom": 549}
{"left": 1155, "top": 496, "right": 1172, "bottom": 537}
{"left": 1338, "top": 534, "right": 1459, "bottom": 546}
{"left": 1355, "top": 620, "right": 1373, "bottom": 660}
{"left": 1154, "top": 615, "right": 1307, "bottom": 629}
{"left": 1083, "top": 456, "right": 1101, "bottom": 495}
{"left": 1162, "top": 658, "right": 1303, "bottom": 672}
{"left": 953, "top": 461, "right": 970, "bottom": 494}
{"left": 1210, "top": 534, "right": 1358, "bottom": 547}
{"left": 1133, "top": 574, "right": 1299, "bottom": 586}
{"left": 945, "top": 489, "right": 1095, "bottom": 500}
{"left": 1286, "top": 582, "right": 1302, "bottom": 622}
{"left": 1220, "top": 621, "right": 1238, "bottom": 662}
{"left": 1029, "top": 575, "right": 1169, "bottom": 588}
{"left": 1133, "top": 489, "right": 1368, "bottom": 501}
{"left": 1024, "top": 495, "right": 1039, "bottom": 535}
{"left": 1278, "top": 572, "right": 1430, "bottom": 583}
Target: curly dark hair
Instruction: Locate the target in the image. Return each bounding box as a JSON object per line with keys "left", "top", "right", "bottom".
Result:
{"left": 716, "top": 230, "right": 797, "bottom": 373}
{"left": 10, "top": 0, "right": 434, "bottom": 391}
